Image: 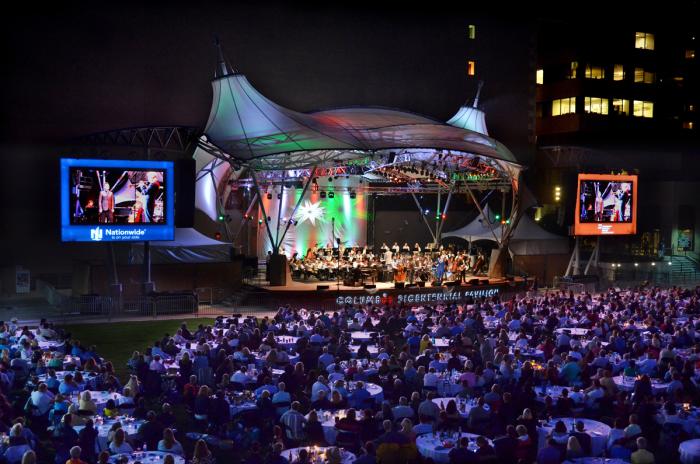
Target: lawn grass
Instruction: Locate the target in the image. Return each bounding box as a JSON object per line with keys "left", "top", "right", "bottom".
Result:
{"left": 59, "top": 318, "right": 216, "bottom": 381}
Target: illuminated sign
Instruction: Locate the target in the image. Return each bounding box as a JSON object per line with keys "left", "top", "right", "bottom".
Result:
{"left": 335, "top": 287, "right": 501, "bottom": 306}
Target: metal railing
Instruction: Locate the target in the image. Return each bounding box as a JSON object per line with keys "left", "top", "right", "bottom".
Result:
{"left": 59, "top": 293, "right": 198, "bottom": 320}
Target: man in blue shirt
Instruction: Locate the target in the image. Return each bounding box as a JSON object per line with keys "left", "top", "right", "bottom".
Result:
{"left": 348, "top": 380, "right": 371, "bottom": 409}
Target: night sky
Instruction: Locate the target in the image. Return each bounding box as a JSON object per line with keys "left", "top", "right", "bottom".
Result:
{"left": 0, "top": 1, "right": 635, "bottom": 142}
{"left": 0, "top": 1, "right": 667, "bottom": 266}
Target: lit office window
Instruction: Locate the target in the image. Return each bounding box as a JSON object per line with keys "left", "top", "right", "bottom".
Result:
{"left": 633, "top": 100, "right": 654, "bottom": 118}
{"left": 635, "top": 32, "right": 655, "bottom": 50}
{"left": 552, "top": 97, "right": 576, "bottom": 116}
{"left": 585, "top": 65, "right": 606, "bottom": 79}
{"left": 613, "top": 64, "right": 625, "bottom": 81}
{"left": 536, "top": 69, "right": 544, "bottom": 85}
{"left": 584, "top": 97, "right": 609, "bottom": 114}
{"left": 467, "top": 25, "right": 476, "bottom": 39}
{"left": 634, "top": 68, "right": 656, "bottom": 83}
{"left": 467, "top": 60, "right": 476, "bottom": 76}
{"left": 568, "top": 61, "right": 578, "bottom": 79}
{"left": 612, "top": 99, "right": 630, "bottom": 115}
{"left": 685, "top": 49, "right": 695, "bottom": 59}
{"left": 683, "top": 121, "right": 695, "bottom": 129}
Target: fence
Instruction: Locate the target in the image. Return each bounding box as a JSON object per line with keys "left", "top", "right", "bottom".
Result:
{"left": 59, "top": 293, "right": 199, "bottom": 320}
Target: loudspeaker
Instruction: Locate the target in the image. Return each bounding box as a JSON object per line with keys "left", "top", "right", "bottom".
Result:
{"left": 174, "top": 159, "right": 195, "bottom": 228}
{"left": 404, "top": 283, "right": 415, "bottom": 288}
{"left": 468, "top": 279, "right": 480, "bottom": 285}
{"left": 416, "top": 281, "right": 425, "bottom": 288}
{"left": 394, "top": 282, "right": 405, "bottom": 289}
{"left": 364, "top": 284, "right": 376, "bottom": 289}
{"left": 431, "top": 281, "right": 442, "bottom": 287}
{"left": 480, "top": 279, "right": 490, "bottom": 285}
{"left": 317, "top": 285, "right": 330, "bottom": 290}
{"left": 505, "top": 276, "right": 515, "bottom": 282}
{"left": 445, "top": 280, "right": 460, "bottom": 287}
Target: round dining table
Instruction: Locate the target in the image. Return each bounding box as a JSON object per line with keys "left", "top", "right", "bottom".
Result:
{"left": 281, "top": 446, "right": 356, "bottom": 463}
{"left": 679, "top": 438, "right": 700, "bottom": 464}
{"left": 74, "top": 417, "right": 144, "bottom": 452}
{"left": 416, "top": 432, "right": 493, "bottom": 463}
{"left": 537, "top": 418, "right": 611, "bottom": 457}
{"left": 108, "top": 451, "right": 185, "bottom": 464}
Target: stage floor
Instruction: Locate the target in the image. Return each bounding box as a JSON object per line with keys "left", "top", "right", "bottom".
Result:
{"left": 256, "top": 277, "right": 513, "bottom": 292}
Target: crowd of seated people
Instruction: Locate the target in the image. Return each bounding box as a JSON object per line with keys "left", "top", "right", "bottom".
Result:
{"left": 6, "top": 285, "right": 700, "bottom": 463}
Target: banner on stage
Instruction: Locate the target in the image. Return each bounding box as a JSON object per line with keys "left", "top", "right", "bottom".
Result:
{"left": 335, "top": 287, "right": 500, "bottom": 306}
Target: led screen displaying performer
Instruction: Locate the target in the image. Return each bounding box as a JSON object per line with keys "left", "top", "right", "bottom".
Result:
{"left": 574, "top": 173, "right": 638, "bottom": 235}
{"left": 69, "top": 167, "right": 166, "bottom": 225}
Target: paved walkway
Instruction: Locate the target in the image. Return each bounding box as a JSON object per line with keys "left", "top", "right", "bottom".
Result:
{"left": 0, "top": 297, "right": 277, "bottom": 326}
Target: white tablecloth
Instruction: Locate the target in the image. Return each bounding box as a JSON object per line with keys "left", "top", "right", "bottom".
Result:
{"left": 70, "top": 391, "right": 125, "bottom": 412}
{"left": 350, "top": 332, "right": 376, "bottom": 342}
{"left": 108, "top": 452, "right": 185, "bottom": 464}
{"left": 282, "top": 447, "right": 356, "bottom": 463}
{"left": 307, "top": 409, "right": 349, "bottom": 445}
{"left": 563, "top": 459, "right": 630, "bottom": 464}
{"left": 74, "top": 418, "right": 144, "bottom": 452}
{"left": 612, "top": 375, "right": 671, "bottom": 394}
{"left": 555, "top": 328, "right": 590, "bottom": 336}
{"left": 432, "top": 398, "right": 484, "bottom": 418}
{"left": 347, "top": 382, "right": 383, "bottom": 403}
{"left": 680, "top": 439, "right": 700, "bottom": 464}
{"left": 348, "top": 345, "right": 379, "bottom": 359}
{"left": 416, "top": 433, "right": 492, "bottom": 463}
{"left": 274, "top": 336, "right": 300, "bottom": 348}
{"left": 537, "top": 418, "right": 610, "bottom": 457}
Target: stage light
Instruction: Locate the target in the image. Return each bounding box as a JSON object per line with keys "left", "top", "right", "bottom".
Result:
{"left": 349, "top": 192, "right": 356, "bottom": 199}
{"left": 267, "top": 193, "right": 272, "bottom": 200}
{"left": 651, "top": 262, "right": 656, "bottom": 266}
{"left": 668, "top": 261, "right": 673, "bottom": 265}
{"left": 217, "top": 214, "right": 225, "bottom": 222}
{"left": 505, "top": 219, "right": 511, "bottom": 224}
{"left": 277, "top": 193, "right": 282, "bottom": 200}
{"left": 495, "top": 214, "right": 501, "bottom": 220}
{"left": 320, "top": 191, "right": 327, "bottom": 199}
{"left": 258, "top": 219, "right": 263, "bottom": 224}
{"left": 328, "top": 177, "right": 333, "bottom": 182}
{"left": 424, "top": 209, "right": 429, "bottom": 214}
{"left": 328, "top": 192, "right": 335, "bottom": 199}
{"left": 634, "top": 262, "right": 638, "bottom": 267}
{"left": 214, "top": 232, "right": 222, "bottom": 240}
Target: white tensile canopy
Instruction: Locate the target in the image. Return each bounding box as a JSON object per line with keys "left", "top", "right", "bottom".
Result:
{"left": 131, "top": 228, "right": 231, "bottom": 263}
{"left": 443, "top": 206, "right": 569, "bottom": 255}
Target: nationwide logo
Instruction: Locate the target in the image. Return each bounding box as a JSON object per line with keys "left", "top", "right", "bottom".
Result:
{"left": 90, "top": 227, "right": 103, "bottom": 241}
{"left": 104, "top": 228, "right": 146, "bottom": 237}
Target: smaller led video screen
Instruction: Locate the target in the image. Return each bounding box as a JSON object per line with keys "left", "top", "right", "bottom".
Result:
{"left": 61, "top": 158, "right": 174, "bottom": 242}
{"left": 574, "top": 173, "right": 637, "bottom": 235}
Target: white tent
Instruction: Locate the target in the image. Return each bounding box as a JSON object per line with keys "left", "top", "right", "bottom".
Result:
{"left": 443, "top": 208, "right": 569, "bottom": 255}
{"left": 131, "top": 228, "right": 231, "bottom": 263}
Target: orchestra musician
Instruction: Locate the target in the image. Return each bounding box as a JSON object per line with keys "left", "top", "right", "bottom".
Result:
{"left": 289, "top": 244, "right": 488, "bottom": 284}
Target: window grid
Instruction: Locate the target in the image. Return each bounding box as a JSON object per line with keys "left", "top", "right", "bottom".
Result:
{"left": 635, "top": 32, "right": 655, "bottom": 50}
{"left": 552, "top": 97, "right": 576, "bottom": 116}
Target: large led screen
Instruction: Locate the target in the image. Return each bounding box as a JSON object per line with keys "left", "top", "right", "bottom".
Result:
{"left": 574, "top": 173, "right": 637, "bottom": 235}
{"left": 61, "top": 158, "right": 174, "bottom": 242}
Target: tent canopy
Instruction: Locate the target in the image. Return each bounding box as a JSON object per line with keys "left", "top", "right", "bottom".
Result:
{"left": 443, "top": 208, "right": 570, "bottom": 255}
{"left": 203, "top": 58, "right": 520, "bottom": 171}
{"left": 132, "top": 228, "right": 231, "bottom": 263}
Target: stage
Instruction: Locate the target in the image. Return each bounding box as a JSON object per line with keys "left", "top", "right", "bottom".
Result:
{"left": 240, "top": 276, "right": 535, "bottom": 310}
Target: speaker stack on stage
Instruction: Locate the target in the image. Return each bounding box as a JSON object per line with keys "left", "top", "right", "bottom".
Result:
{"left": 416, "top": 281, "right": 425, "bottom": 287}
{"left": 317, "top": 285, "right": 329, "bottom": 291}
{"left": 395, "top": 282, "right": 405, "bottom": 289}
{"left": 364, "top": 284, "right": 376, "bottom": 289}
